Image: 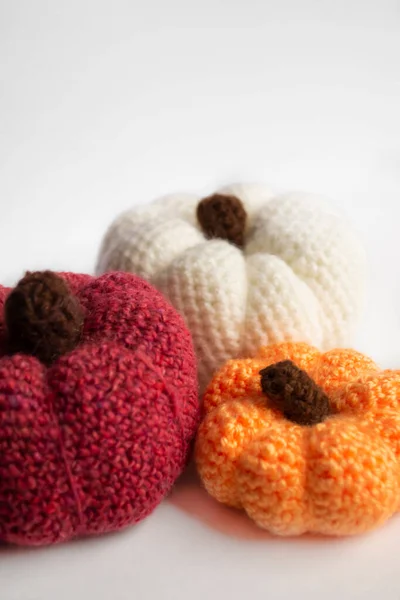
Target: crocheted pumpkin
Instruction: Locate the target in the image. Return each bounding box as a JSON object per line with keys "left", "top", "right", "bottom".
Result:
{"left": 96, "top": 183, "right": 365, "bottom": 390}
{"left": 195, "top": 342, "right": 400, "bottom": 536}
{"left": 0, "top": 270, "right": 199, "bottom": 546}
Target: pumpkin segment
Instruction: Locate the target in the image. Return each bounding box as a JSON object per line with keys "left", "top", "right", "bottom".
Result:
{"left": 196, "top": 193, "right": 247, "bottom": 248}
{"left": 5, "top": 271, "right": 84, "bottom": 366}
{"left": 260, "top": 360, "right": 331, "bottom": 426}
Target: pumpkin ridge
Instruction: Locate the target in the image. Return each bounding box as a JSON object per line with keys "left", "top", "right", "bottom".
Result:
{"left": 244, "top": 195, "right": 364, "bottom": 348}
{"left": 48, "top": 392, "right": 86, "bottom": 535}
{"left": 203, "top": 366, "right": 266, "bottom": 414}
{"left": 154, "top": 240, "right": 247, "bottom": 391}
{"left": 302, "top": 428, "right": 317, "bottom": 533}
{"left": 242, "top": 255, "right": 325, "bottom": 357}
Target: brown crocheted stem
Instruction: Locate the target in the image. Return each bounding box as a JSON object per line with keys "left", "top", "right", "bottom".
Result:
{"left": 4, "top": 271, "right": 84, "bottom": 366}
{"left": 259, "top": 360, "right": 331, "bottom": 426}
{"left": 197, "top": 193, "right": 247, "bottom": 248}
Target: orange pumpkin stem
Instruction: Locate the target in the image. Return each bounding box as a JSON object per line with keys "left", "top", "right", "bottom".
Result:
{"left": 259, "top": 360, "right": 331, "bottom": 426}
{"left": 197, "top": 193, "right": 247, "bottom": 248}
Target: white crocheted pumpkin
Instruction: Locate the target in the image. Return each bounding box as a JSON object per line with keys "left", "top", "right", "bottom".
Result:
{"left": 97, "top": 183, "right": 365, "bottom": 390}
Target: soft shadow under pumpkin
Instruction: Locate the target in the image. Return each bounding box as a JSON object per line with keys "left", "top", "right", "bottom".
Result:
{"left": 168, "top": 462, "right": 361, "bottom": 543}
{"left": 168, "top": 462, "right": 273, "bottom": 541}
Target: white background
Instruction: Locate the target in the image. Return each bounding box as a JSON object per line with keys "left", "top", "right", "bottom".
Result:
{"left": 1, "top": 0, "right": 400, "bottom": 598}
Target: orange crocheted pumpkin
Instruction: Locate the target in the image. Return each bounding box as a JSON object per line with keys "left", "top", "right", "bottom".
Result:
{"left": 195, "top": 342, "right": 400, "bottom": 536}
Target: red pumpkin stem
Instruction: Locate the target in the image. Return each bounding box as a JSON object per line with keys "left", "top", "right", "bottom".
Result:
{"left": 4, "top": 271, "right": 84, "bottom": 365}
{"left": 259, "top": 360, "right": 331, "bottom": 426}
{"left": 197, "top": 193, "right": 247, "bottom": 248}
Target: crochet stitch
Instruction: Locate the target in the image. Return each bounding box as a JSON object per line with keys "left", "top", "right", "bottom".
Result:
{"left": 96, "top": 183, "right": 365, "bottom": 391}
{"left": 195, "top": 342, "right": 400, "bottom": 536}
{"left": 0, "top": 270, "right": 199, "bottom": 546}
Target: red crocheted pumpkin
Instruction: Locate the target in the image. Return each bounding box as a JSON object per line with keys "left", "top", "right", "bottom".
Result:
{"left": 0, "top": 270, "right": 199, "bottom": 546}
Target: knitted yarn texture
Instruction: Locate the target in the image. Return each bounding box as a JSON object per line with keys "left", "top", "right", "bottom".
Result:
{"left": 195, "top": 342, "right": 400, "bottom": 537}
{"left": 97, "top": 183, "right": 365, "bottom": 391}
{"left": 0, "top": 271, "right": 199, "bottom": 546}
